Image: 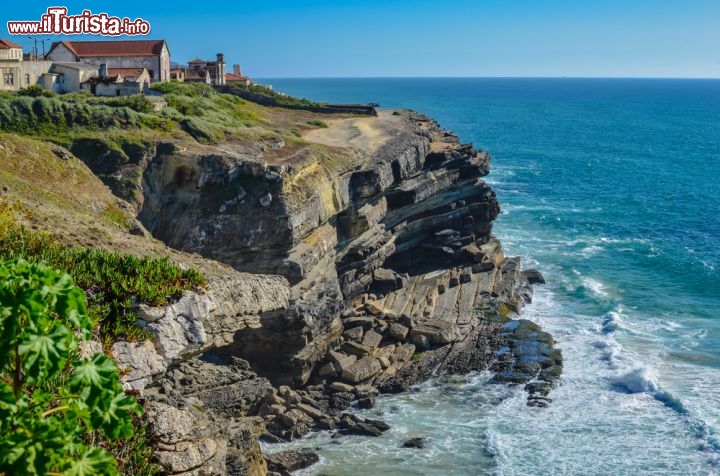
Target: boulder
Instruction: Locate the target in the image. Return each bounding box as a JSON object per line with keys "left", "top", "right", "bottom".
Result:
{"left": 410, "top": 319, "right": 460, "bottom": 344}
{"left": 112, "top": 340, "right": 167, "bottom": 392}
{"left": 362, "top": 329, "right": 383, "bottom": 348}
{"left": 341, "top": 357, "right": 383, "bottom": 384}
{"left": 522, "top": 268, "right": 546, "bottom": 285}
{"left": 265, "top": 450, "right": 319, "bottom": 473}
{"left": 365, "top": 301, "right": 385, "bottom": 316}
{"left": 330, "top": 381, "right": 355, "bottom": 393}
{"left": 341, "top": 341, "right": 374, "bottom": 358}
{"left": 389, "top": 323, "right": 409, "bottom": 342}
{"left": 327, "top": 350, "right": 358, "bottom": 374}
{"left": 318, "top": 362, "right": 338, "bottom": 378}
{"left": 343, "top": 326, "right": 364, "bottom": 342}
{"left": 403, "top": 437, "right": 426, "bottom": 449}
{"left": 343, "top": 315, "right": 375, "bottom": 330}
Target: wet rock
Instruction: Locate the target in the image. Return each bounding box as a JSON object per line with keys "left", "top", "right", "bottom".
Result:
{"left": 403, "top": 437, "right": 426, "bottom": 449}
{"left": 265, "top": 450, "right": 319, "bottom": 473}
{"left": 522, "top": 268, "right": 546, "bottom": 285}
{"left": 357, "top": 396, "right": 376, "bottom": 409}
{"left": 338, "top": 413, "right": 390, "bottom": 437}
{"left": 330, "top": 391, "right": 354, "bottom": 411}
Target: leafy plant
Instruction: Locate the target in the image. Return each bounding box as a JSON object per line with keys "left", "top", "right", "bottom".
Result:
{"left": 0, "top": 201, "right": 205, "bottom": 343}
{"left": 0, "top": 259, "right": 142, "bottom": 475}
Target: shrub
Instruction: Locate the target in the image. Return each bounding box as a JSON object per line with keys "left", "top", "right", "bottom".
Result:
{"left": 0, "top": 259, "right": 142, "bottom": 475}
{"left": 17, "top": 84, "right": 55, "bottom": 98}
{"left": 307, "top": 119, "right": 328, "bottom": 128}
{"left": 0, "top": 202, "right": 205, "bottom": 343}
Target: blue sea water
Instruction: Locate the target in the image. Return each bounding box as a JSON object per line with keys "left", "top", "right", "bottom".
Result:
{"left": 260, "top": 78, "right": 720, "bottom": 475}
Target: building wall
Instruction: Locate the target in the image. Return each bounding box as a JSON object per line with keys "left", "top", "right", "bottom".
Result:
{"left": 93, "top": 82, "right": 143, "bottom": 97}
{"left": 0, "top": 65, "right": 20, "bottom": 91}
{"left": 0, "top": 48, "right": 22, "bottom": 61}
{"left": 159, "top": 44, "right": 170, "bottom": 82}
{"left": 45, "top": 44, "right": 77, "bottom": 62}
{"left": 76, "top": 55, "right": 165, "bottom": 82}
{"left": 20, "top": 61, "right": 53, "bottom": 88}
{"left": 48, "top": 64, "right": 97, "bottom": 93}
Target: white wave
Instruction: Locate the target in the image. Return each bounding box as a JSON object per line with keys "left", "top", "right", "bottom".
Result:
{"left": 612, "top": 366, "right": 659, "bottom": 394}
{"left": 581, "top": 277, "right": 610, "bottom": 298}
{"left": 601, "top": 311, "right": 624, "bottom": 333}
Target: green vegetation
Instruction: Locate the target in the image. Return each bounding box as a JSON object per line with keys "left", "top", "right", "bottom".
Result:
{"left": 392, "top": 111, "right": 402, "bottom": 116}
{"left": 234, "top": 83, "right": 321, "bottom": 107}
{"left": 0, "top": 259, "right": 143, "bottom": 475}
{"left": 17, "top": 84, "right": 56, "bottom": 98}
{"left": 307, "top": 119, "right": 328, "bottom": 128}
{"left": 0, "top": 201, "right": 205, "bottom": 344}
{"left": 0, "top": 95, "right": 173, "bottom": 139}
{"left": 411, "top": 351, "right": 425, "bottom": 362}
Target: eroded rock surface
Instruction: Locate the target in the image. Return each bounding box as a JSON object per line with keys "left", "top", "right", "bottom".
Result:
{"left": 98, "top": 109, "right": 561, "bottom": 475}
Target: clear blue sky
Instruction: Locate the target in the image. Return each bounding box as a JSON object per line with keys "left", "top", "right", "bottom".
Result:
{"left": 3, "top": 1, "right": 719, "bottom": 78}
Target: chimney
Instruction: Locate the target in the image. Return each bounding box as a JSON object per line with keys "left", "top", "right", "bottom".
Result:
{"left": 99, "top": 63, "right": 107, "bottom": 77}
{"left": 233, "top": 65, "right": 241, "bottom": 76}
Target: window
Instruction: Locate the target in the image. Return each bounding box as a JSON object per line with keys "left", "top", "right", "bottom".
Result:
{"left": 4, "top": 73, "right": 13, "bottom": 86}
{"left": 25, "top": 74, "right": 30, "bottom": 85}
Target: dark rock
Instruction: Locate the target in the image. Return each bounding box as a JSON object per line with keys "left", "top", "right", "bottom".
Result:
{"left": 403, "top": 437, "right": 426, "bottom": 449}
{"left": 388, "top": 323, "right": 409, "bottom": 342}
{"left": 522, "top": 269, "right": 546, "bottom": 285}
{"left": 411, "top": 334, "right": 430, "bottom": 350}
{"left": 357, "top": 396, "right": 376, "bottom": 409}
{"left": 265, "top": 450, "right": 319, "bottom": 473}
{"left": 330, "top": 392, "right": 354, "bottom": 412}
{"left": 343, "top": 326, "right": 364, "bottom": 343}
{"left": 338, "top": 413, "right": 390, "bottom": 437}
{"left": 343, "top": 316, "right": 375, "bottom": 330}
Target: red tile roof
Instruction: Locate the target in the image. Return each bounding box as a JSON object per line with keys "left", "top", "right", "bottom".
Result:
{"left": 0, "top": 39, "right": 22, "bottom": 49}
{"left": 108, "top": 68, "right": 145, "bottom": 78}
{"left": 225, "top": 73, "right": 251, "bottom": 82}
{"left": 50, "top": 40, "right": 166, "bottom": 57}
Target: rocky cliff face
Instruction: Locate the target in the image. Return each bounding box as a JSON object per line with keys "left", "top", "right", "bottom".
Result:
{"left": 73, "top": 109, "right": 561, "bottom": 475}
{"left": 135, "top": 111, "right": 524, "bottom": 384}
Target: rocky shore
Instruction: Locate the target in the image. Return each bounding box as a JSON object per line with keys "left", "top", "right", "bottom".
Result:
{"left": 73, "top": 108, "right": 562, "bottom": 474}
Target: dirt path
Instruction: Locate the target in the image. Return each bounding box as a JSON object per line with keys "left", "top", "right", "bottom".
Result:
{"left": 303, "top": 110, "right": 403, "bottom": 156}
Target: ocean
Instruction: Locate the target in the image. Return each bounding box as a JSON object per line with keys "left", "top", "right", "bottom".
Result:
{"left": 259, "top": 78, "right": 720, "bottom": 475}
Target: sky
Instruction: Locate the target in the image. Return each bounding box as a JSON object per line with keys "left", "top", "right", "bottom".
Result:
{"left": 2, "top": 1, "right": 719, "bottom": 78}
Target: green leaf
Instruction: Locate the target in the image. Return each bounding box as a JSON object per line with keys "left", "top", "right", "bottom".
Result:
{"left": 63, "top": 446, "right": 118, "bottom": 476}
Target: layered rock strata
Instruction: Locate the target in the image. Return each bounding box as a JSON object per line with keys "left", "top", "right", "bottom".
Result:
{"left": 85, "top": 109, "right": 562, "bottom": 475}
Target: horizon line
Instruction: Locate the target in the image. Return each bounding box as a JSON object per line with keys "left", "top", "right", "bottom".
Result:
{"left": 256, "top": 75, "right": 720, "bottom": 81}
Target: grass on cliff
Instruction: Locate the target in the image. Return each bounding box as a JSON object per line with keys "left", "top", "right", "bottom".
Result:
{"left": 0, "top": 200, "right": 205, "bottom": 344}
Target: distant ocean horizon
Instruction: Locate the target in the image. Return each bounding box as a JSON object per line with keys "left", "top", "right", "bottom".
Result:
{"left": 261, "top": 77, "right": 720, "bottom": 475}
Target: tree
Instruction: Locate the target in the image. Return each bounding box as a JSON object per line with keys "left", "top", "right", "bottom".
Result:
{"left": 0, "top": 259, "right": 142, "bottom": 475}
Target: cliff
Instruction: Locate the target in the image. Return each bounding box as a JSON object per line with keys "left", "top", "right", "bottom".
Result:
{"left": 0, "top": 89, "right": 561, "bottom": 475}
